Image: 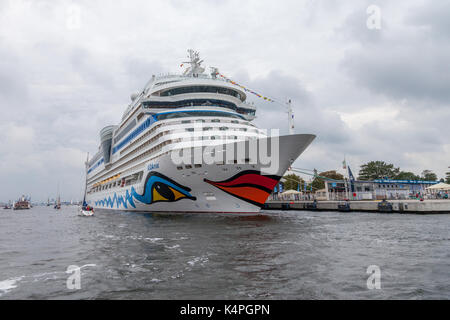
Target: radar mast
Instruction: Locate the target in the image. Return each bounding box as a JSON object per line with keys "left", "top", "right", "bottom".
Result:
{"left": 182, "top": 49, "right": 205, "bottom": 77}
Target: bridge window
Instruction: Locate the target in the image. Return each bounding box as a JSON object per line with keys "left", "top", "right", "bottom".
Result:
{"left": 160, "top": 86, "right": 242, "bottom": 100}
{"left": 156, "top": 110, "right": 245, "bottom": 121}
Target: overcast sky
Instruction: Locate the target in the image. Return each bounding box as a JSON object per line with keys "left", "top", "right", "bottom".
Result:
{"left": 1, "top": 0, "right": 449, "bottom": 202}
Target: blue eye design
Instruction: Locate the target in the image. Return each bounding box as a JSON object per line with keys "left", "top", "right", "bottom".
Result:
{"left": 131, "top": 172, "right": 196, "bottom": 205}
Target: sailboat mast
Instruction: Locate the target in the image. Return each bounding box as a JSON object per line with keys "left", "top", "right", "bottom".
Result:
{"left": 57, "top": 182, "right": 60, "bottom": 205}
{"left": 83, "top": 152, "right": 89, "bottom": 204}
{"left": 287, "top": 99, "right": 294, "bottom": 135}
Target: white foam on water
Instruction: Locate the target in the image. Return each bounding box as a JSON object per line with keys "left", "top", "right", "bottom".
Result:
{"left": 0, "top": 277, "right": 23, "bottom": 296}
{"left": 126, "top": 235, "right": 144, "bottom": 240}
{"left": 187, "top": 255, "right": 209, "bottom": 267}
{"left": 171, "top": 237, "right": 189, "bottom": 241}
{"left": 145, "top": 237, "right": 163, "bottom": 242}
{"left": 99, "top": 234, "right": 121, "bottom": 240}
{"left": 165, "top": 245, "right": 180, "bottom": 249}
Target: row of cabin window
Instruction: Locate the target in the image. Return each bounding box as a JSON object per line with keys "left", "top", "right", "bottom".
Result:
{"left": 102, "top": 146, "right": 169, "bottom": 184}
{"left": 92, "top": 172, "right": 144, "bottom": 192}
{"left": 185, "top": 127, "right": 255, "bottom": 132}
{"left": 119, "top": 123, "right": 164, "bottom": 155}
{"left": 115, "top": 111, "right": 253, "bottom": 154}
{"left": 121, "top": 124, "right": 255, "bottom": 160}
{"left": 182, "top": 135, "right": 239, "bottom": 140}
{"left": 89, "top": 145, "right": 171, "bottom": 188}
{"left": 117, "top": 118, "right": 253, "bottom": 155}
{"left": 181, "top": 119, "right": 239, "bottom": 124}
{"left": 378, "top": 184, "right": 405, "bottom": 189}
{"left": 120, "top": 130, "right": 166, "bottom": 156}
{"left": 159, "top": 86, "right": 243, "bottom": 100}
{"left": 177, "top": 164, "right": 202, "bottom": 170}
{"left": 176, "top": 159, "right": 251, "bottom": 170}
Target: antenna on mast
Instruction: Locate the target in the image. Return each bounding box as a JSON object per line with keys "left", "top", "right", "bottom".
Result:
{"left": 182, "top": 49, "right": 205, "bottom": 77}
{"left": 210, "top": 67, "right": 219, "bottom": 79}
{"left": 287, "top": 99, "right": 294, "bottom": 135}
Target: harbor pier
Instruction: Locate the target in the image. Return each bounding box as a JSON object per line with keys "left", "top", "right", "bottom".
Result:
{"left": 263, "top": 200, "right": 450, "bottom": 214}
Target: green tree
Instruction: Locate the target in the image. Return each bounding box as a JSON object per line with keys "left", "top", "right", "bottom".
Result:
{"left": 311, "top": 170, "right": 344, "bottom": 190}
{"left": 358, "top": 161, "right": 400, "bottom": 180}
{"left": 421, "top": 170, "right": 437, "bottom": 181}
{"left": 446, "top": 172, "right": 450, "bottom": 184}
{"left": 282, "top": 174, "right": 304, "bottom": 191}
{"left": 394, "top": 171, "right": 420, "bottom": 180}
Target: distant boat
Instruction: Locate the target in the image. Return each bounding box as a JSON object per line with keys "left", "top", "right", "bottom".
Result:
{"left": 54, "top": 196, "right": 61, "bottom": 210}
{"left": 80, "top": 206, "right": 94, "bottom": 216}
{"left": 54, "top": 183, "right": 61, "bottom": 210}
{"left": 13, "top": 196, "right": 31, "bottom": 210}
{"left": 80, "top": 153, "right": 94, "bottom": 217}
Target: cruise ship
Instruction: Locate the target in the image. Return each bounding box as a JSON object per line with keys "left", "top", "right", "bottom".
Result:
{"left": 85, "top": 50, "right": 315, "bottom": 214}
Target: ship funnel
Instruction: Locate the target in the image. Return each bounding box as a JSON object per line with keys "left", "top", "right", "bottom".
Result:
{"left": 100, "top": 125, "right": 116, "bottom": 164}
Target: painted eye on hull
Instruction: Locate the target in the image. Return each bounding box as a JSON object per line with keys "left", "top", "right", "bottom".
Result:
{"left": 131, "top": 172, "right": 196, "bottom": 205}
{"left": 152, "top": 182, "right": 190, "bottom": 202}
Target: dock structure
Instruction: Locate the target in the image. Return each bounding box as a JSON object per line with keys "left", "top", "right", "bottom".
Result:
{"left": 263, "top": 200, "right": 450, "bottom": 214}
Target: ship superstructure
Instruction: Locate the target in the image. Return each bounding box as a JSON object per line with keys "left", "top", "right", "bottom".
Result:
{"left": 85, "top": 50, "right": 315, "bottom": 213}
{"left": 13, "top": 196, "right": 31, "bottom": 210}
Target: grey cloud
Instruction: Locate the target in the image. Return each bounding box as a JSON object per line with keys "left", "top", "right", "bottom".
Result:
{"left": 406, "top": 1, "right": 450, "bottom": 39}
{"left": 340, "top": 0, "right": 450, "bottom": 107}
{"left": 241, "top": 71, "right": 352, "bottom": 145}
{"left": 335, "top": 2, "right": 384, "bottom": 45}
{"left": 0, "top": 48, "right": 29, "bottom": 106}
{"left": 338, "top": 2, "right": 450, "bottom": 105}
{"left": 122, "top": 57, "right": 164, "bottom": 91}
{"left": 342, "top": 43, "right": 450, "bottom": 104}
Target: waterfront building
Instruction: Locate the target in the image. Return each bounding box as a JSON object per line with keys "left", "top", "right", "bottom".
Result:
{"left": 321, "top": 179, "right": 439, "bottom": 200}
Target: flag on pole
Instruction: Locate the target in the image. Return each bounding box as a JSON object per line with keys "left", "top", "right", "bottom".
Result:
{"left": 348, "top": 166, "right": 355, "bottom": 182}
{"left": 348, "top": 165, "right": 355, "bottom": 193}
{"left": 342, "top": 159, "right": 347, "bottom": 169}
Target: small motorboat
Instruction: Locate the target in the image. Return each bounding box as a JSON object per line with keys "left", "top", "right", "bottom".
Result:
{"left": 337, "top": 201, "right": 351, "bottom": 212}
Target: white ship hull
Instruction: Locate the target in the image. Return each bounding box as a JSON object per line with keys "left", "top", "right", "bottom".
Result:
{"left": 84, "top": 51, "right": 316, "bottom": 215}
{"left": 86, "top": 134, "right": 314, "bottom": 214}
